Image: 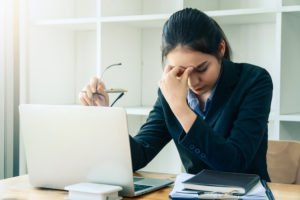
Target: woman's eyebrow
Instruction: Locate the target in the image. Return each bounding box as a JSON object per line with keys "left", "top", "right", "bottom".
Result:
{"left": 196, "top": 61, "right": 208, "bottom": 68}
{"left": 195, "top": 61, "right": 208, "bottom": 69}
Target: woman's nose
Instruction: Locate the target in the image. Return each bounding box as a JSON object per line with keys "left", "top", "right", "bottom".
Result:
{"left": 189, "top": 72, "right": 200, "bottom": 85}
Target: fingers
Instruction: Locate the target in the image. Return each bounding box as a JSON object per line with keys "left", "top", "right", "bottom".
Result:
{"left": 79, "top": 75, "right": 110, "bottom": 106}
{"left": 89, "top": 76, "right": 107, "bottom": 94}
{"left": 96, "top": 82, "right": 106, "bottom": 94}
{"left": 90, "top": 77, "right": 99, "bottom": 93}
{"left": 79, "top": 93, "right": 88, "bottom": 106}
{"left": 163, "top": 65, "right": 190, "bottom": 78}
{"left": 79, "top": 91, "right": 93, "bottom": 106}
{"left": 94, "top": 98, "right": 102, "bottom": 106}
{"left": 163, "top": 65, "right": 174, "bottom": 74}
{"left": 181, "top": 67, "right": 193, "bottom": 81}
{"left": 93, "top": 94, "right": 108, "bottom": 106}
{"left": 85, "top": 85, "right": 93, "bottom": 99}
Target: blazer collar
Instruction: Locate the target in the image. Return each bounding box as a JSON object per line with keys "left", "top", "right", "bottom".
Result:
{"left": 205, "top": 59, "right": 240, "bottom": 126}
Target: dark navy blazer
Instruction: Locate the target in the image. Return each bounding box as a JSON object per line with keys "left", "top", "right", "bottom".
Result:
{"left": 129, "top": 60, "right": 273, "bottom": 181}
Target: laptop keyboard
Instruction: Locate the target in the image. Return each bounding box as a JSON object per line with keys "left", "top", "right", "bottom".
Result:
{"left": 134, "top": 184, "right": 152, "bottom": 192}
{"left": 133, "top": 176, "right": 144, "bottom": 182}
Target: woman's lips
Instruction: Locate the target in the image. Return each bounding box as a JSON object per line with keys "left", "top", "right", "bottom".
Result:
{"left": 194, "top": 87, "right": 203, "bottom": 91}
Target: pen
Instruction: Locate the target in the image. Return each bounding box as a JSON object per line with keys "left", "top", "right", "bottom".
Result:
{"left": 197, "top": 193, "right": 240, "bottom": 199}
{"left": 261, "top": 180, "right": 274, "bottom": 200}
{"left": 81, "top": 88, "right": 127, "bottom": 94}
{"left": 172, "top": 191, "right": 241, "bottom": 199}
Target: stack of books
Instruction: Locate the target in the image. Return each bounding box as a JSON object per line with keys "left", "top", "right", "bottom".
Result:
{"left": 169, "top": 169, "right": 274, "bottom": 200}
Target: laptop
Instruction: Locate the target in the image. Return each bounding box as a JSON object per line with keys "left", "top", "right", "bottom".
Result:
{"left": 19, "top": 104, "right": 173, "bottom": 197}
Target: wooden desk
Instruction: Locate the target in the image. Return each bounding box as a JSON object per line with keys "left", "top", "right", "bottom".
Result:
{"left": 1, "top": 173, "right": 300, "bottom": 200}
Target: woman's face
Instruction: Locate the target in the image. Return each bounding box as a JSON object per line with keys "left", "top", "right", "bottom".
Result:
{"left": 166, "top": 46, "right": 222, "bottom": 98}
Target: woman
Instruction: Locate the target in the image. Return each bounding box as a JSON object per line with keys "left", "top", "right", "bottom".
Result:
{"left": 79, "top": 8, "right": 273, "bottom": 181}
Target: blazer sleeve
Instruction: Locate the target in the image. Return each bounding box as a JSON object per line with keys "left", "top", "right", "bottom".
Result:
{"left": 130, "top": 96, "right": 172, "bottom": 171}
{"left": 178, "top": 68, "right": 273, "bottom": 172}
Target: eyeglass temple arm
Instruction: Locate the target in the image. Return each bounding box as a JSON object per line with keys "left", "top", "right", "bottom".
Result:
{"left": 110, "top": 92, "right": 125, "bottom": 107}
{"left": 100, "top": 63, "right": 122, "bottom": 79}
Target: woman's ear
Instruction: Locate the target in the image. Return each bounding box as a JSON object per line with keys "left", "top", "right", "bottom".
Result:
{"left": 219, "top": 39, "right": 226, "bottom": 57}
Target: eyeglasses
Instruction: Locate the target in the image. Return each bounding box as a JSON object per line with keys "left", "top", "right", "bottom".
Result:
{"left": 82, "top": 62, "right": 127, "bottom": 106}
{"left": 101, "top": 62, "right": 127, "bottom": 106}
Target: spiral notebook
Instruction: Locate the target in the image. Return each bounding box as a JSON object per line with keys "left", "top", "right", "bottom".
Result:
{"left": 169, "top": 172, "right": 274, "bottom": 200}
{"left": 182, "top": 169, "right": 260, "bottom": 195}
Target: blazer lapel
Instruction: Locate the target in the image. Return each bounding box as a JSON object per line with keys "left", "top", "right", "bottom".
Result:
{"left": 205, "top": 60, "right": 240, "bottom": 127}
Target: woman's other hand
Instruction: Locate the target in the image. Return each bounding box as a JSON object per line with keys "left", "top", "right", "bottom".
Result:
{"left": 79, "top": 77, "right": 109, "bottom": 106}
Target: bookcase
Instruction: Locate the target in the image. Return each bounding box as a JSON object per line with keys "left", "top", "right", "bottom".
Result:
{"left": 20, "top": 0, "right": 300, "bottom": 174}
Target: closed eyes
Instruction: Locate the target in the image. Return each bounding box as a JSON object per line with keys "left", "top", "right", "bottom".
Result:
{"left": 194, "top": 61, "right": 209, "bottom": 73}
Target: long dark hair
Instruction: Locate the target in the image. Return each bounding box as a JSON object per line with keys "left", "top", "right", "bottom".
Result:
{"left": 162, "top": 8, "right": 232, "bottom": 62}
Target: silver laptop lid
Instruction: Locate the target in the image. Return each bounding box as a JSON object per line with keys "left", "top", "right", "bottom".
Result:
{"left": 20, "top": 104, "right": 135, "bottom": 196}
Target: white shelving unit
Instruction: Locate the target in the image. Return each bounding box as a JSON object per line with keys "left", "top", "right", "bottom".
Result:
{"left": 20, "top": 0, "right": 300, "bottom": 174}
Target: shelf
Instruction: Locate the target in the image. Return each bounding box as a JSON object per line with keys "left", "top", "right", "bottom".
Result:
{"left": 281, "top": 5, "right": 300, "bottom": 12}
{"left": 207, "top": 8, "right": 277, "bottom": 24}
{"left": 101, "top": 0, "right": 181, "bottom": 18}
{"left": 34, "top": 18, "right": 98, "bottom": 31}
{"left": 184, "top": 0, "right": 278, "bottom": 11}
{"left": 280, "top": 114, "right": 300, "bottom": 122}
{"left": 280, "top": 121, "right": 300, "bottom": 140}
{"left": 282, "top": 0, "right": 300, "bottom": 6}
{"left": 125, "top": 106, "right": 152, "bottom": 116}
{"left": 28, "top": 0, "right": 98, "bottom": 20}
{"left": 125, "top": 107, "right": 280, "bottom": 118}
{"left": 100, "top": 8, "right": 277, "bottom": 28}
{"left": 101, "top": 14, "right": 170, "bottom": 28}
{"left": 33, "top": 9, "right": 277, "bottom": 31}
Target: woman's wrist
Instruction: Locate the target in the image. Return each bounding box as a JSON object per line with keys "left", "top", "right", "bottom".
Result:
{"left": 171, "top": 103, "right": 197, "bottom": 133}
